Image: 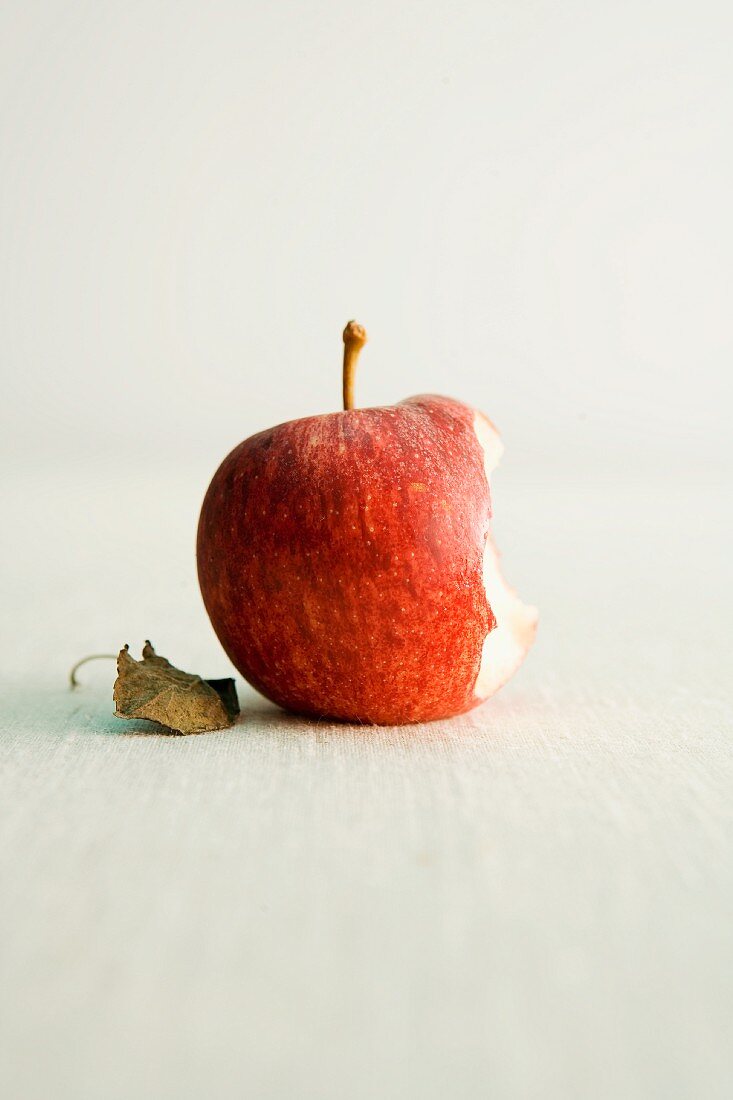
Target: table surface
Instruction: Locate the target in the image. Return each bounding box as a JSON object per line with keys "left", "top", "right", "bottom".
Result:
{"left": 1, "top": 464, "right": 731, "bottom": 1100}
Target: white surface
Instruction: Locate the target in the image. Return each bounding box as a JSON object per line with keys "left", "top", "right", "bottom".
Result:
{"left": 1, "top": 466, "right": 731, "bottom": 1099}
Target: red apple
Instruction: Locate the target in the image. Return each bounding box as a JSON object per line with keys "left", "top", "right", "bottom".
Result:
{"left": 197, "top": 323, "right": 537, "bottom": 724}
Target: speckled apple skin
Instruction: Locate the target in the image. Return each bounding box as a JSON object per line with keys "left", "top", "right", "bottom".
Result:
{"left": 197, "top": 396, "right": 495, "bottom": 725}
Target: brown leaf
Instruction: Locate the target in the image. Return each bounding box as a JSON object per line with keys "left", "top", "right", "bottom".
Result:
{"left": 113, "top": 641, "right": 239, "bottom": 734}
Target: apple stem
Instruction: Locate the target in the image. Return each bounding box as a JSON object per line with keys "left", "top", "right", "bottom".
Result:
{"left": 342, "top": 321, "right": 368, "bottom": 411}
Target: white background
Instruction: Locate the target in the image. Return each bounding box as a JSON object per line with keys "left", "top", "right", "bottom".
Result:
{"left": 1, "top": 0, "right": 731, "bottom": 479}
{"left": 1, "top": 4, "right": 731, "bottom": 1100}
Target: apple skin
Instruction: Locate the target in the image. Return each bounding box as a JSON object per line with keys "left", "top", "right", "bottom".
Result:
{"left": 197, "top": 395, "right": 499, "bottom": 725}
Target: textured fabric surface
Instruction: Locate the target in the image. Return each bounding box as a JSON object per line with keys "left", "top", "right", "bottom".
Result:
{"left": 1, "top": 467, "right": 731, "bottom": 1099}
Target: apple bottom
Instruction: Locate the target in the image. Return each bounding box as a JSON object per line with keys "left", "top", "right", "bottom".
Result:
{"left": 227, "top": 581, "right": 493, "bottom": 726}
{"left": 199, "top": 555, "right": 493, "bottom": 726}
{"left": 204, "top": 535, "right": 536, "bottom": 725}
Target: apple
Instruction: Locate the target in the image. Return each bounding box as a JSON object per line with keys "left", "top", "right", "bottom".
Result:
{"left": 197, "top": 323, "right": 537, "bottom": 725}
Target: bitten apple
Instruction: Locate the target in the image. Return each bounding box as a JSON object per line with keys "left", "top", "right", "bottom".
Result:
{"left": 197, "top": 323, "right": 537, "bottom": 724}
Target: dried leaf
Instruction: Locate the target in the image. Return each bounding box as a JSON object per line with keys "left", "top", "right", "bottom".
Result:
{"left": 113, "top": 641, "right": 238, "bottom": 734}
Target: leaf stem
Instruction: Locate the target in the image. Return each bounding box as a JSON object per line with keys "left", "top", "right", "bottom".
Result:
{"left": 69, "top": 653, "right": 117, "bottom": 689}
